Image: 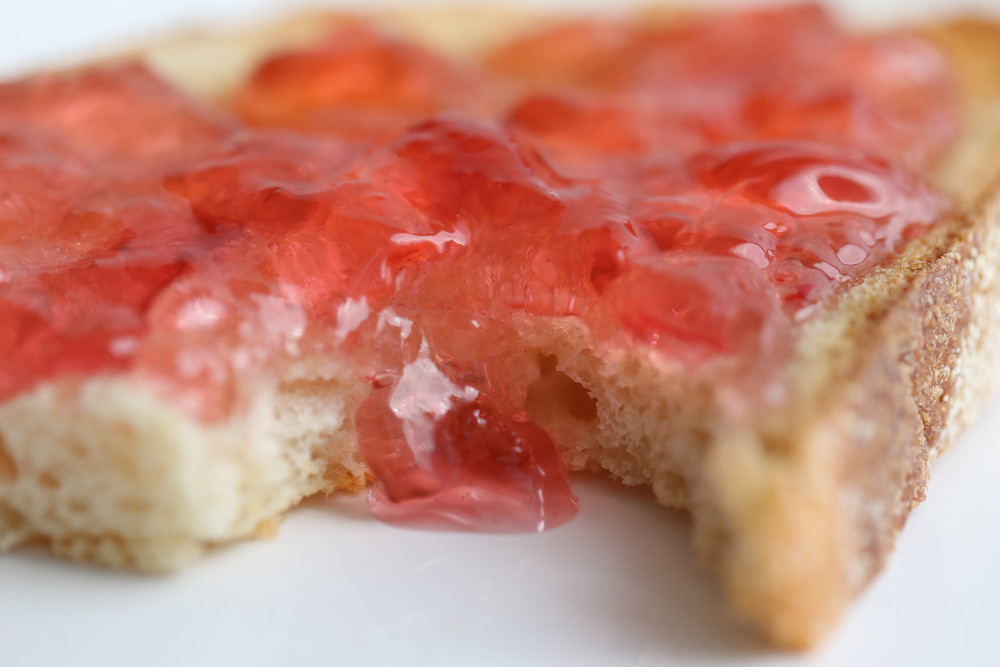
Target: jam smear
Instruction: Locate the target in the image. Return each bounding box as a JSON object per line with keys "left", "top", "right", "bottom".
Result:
{"left": 0, "top": 6, "right": 959, "bottom": 533}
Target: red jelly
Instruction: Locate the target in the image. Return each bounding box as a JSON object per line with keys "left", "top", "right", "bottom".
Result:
{"left": 0, "top": 7, "right": 958, "bottom": 533}
{"left": 493, "top": 5, "right": 957, "bottom": 172}
{"left": 357, "top": 361, "right": 577, "bottom": 532}
{"left": 235, "top": 25, "right": 486, "bottom": 141}
{"left": 0, "top": 63, "right": 232, "bottom": 163}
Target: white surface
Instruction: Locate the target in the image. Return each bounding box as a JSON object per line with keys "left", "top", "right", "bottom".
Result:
{"left": 2, "top": 403, "right": 1000, "bottom": 667}
{"left": 3, "top": 0, "right": 1000, "bottom": 77}
{"left": 2, "top": 1, "right": 1000, "bottom": 665}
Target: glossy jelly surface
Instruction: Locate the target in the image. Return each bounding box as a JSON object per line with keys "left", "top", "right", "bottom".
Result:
{"left": 0, "top": 7, "right": 957, "bottom": 531}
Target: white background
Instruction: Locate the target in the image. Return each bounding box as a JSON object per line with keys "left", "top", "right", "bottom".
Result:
{"left": 2, "top": 2, "right": 1000, "bottom": 666}
{"left": 3, "top": 0, "right": 1000, "bottom": 76}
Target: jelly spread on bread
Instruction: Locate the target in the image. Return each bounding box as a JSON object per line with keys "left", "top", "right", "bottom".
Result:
{"left": 0, "top": 6, "right": 956, "bottom": 531}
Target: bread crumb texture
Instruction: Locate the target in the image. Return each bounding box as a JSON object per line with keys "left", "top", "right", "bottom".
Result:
{"left": 0, "top": 369, "right": 368, "bottom": 572}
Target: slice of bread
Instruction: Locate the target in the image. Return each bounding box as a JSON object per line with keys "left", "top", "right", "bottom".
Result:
{"left": 2, "top": 8, "right": 999, "bottom": 649}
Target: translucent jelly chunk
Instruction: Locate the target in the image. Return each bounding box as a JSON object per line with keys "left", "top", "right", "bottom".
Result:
{"left": 235, "top": 26, "right": 484, "bottom": 140}
{"left": 0, "top": 63, "right": 232, "bottom": 162}
{"left": 604, "top": 254, "right": 784, "bottom": 358}
{"left": 356, "top": 360, "right": 578, "bottom": 533}
{"left": 695, "top": 142, "right": 942, "bottom": 225}
{"left": 739, "top": 33, "right": 958, "bottom": 168}
{"left": 165, "top": 127, "right": 469, "bottom": 316}
{"left": 0, "top": 259, "right": 188, "bottom": 401}
{"left": 506, "top": 94, "right": 704, "bottom": 180}
{"left": 690, "top": 141, "right": 947, "bottom": 305}
{"left": 487, "top": 19, "right": 640, "bottom": 89}
{"left": 379, "top": 117, "right": 564, "bottom": 228}
{"left": 372, "top": 117, "right": 658, "bottom": 321}
{"left": 0, "top": 133, "right": 95, "bottom": 272}
{"left": 0, "top": 64, "right": 242, "bottom": 403}
{"left": 163, "top": 129, "right": 356, "bottom": 232}
{"left": 494, "top": 5, "right": 957, "bottom": 171}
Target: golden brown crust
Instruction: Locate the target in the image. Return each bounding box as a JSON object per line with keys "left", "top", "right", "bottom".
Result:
{"left": 674, "top": 22, "right": 1000, "bottom": 645}
{"left": 497, "top": 18, "right": 1000, "bottom": 647}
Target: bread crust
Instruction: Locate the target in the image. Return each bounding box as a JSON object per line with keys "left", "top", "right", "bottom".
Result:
{"left": 1, "top": 10, "right": 998, "bottom": 650}
{"left": 527, "top": 20, "right": 1000, "bottom": 646}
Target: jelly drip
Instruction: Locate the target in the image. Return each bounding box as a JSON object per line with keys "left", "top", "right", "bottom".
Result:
{"left": 356, "top": 350, "right": 579, "bottom": 532}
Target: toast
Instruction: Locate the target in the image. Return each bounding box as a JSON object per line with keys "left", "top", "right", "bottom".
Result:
{"left": 1, "top": 5, "right": 999, "bottom": 649}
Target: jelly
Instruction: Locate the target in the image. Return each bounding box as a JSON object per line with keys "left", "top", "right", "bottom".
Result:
{"left": 492, "top": 5, "right": 957, "bottom": 172}
{"left": 235, "top": 26, "right": 485, "bottom": 140}
{"left": 0, "top": 7, "right": 958, "bottom": 532}
{"left": 357, "top": 360, "right": 578, "bottom": 532}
